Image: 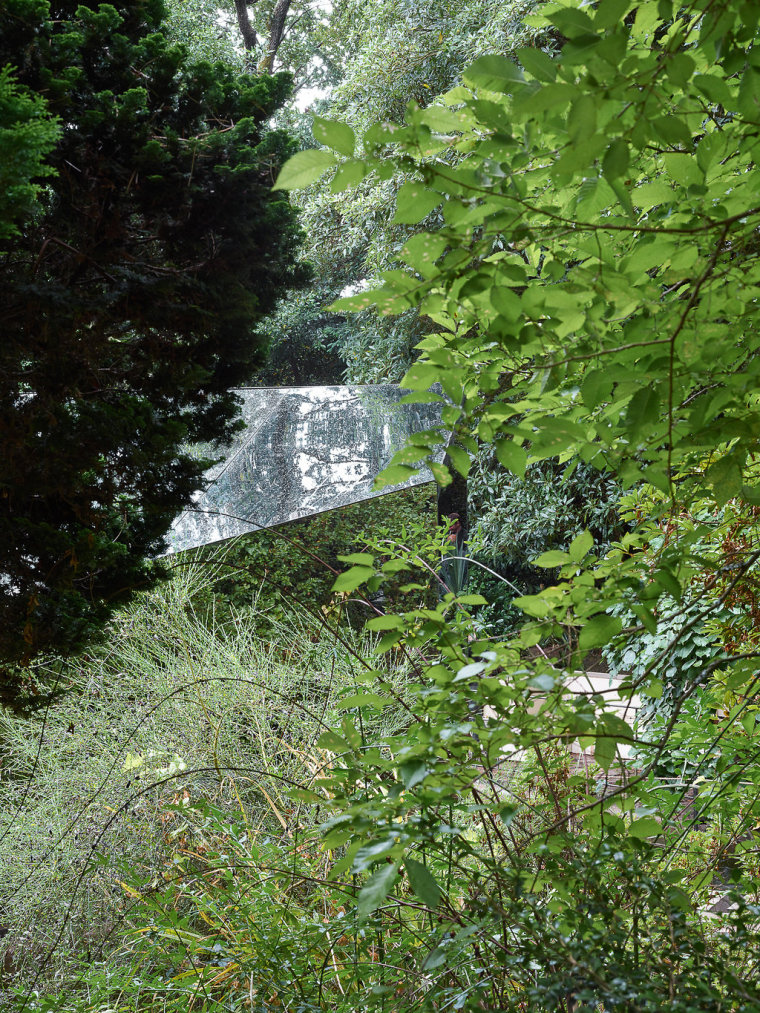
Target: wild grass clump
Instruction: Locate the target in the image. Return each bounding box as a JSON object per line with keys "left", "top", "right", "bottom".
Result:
{"left": 0, "top": 559, "right": 409, "bottom": 1000}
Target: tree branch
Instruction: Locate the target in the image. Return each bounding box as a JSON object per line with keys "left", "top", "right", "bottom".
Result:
{"left": 259, "top": 0, "right": 291, "bottom": 74}
{"left": 233, "top": 0, "right": 258, "bottom": 52}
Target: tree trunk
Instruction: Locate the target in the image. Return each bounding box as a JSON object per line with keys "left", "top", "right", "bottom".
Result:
{"left": 259, "top": 0, "right": 291, "bottom": 73}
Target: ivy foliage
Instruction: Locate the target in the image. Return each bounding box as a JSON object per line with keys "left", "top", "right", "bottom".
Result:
{"left": 0, "top": 0, "right": 307, "bottom": 706}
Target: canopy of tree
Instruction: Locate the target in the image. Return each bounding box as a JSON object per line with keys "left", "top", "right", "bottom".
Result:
{"left": 0, "top": 0, "right": 307, "bottom": 707}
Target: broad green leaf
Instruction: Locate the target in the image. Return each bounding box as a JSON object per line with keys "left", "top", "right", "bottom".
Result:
{"left": 581, "top": 370, "right": 612, "bottom": 409}
{"left": 693, "top": 72, "right": 735, "bottom": 109}
{"left": 534, "top": 550, "right": 571, "bottom": 568}
{"left": 494, "top": 438, "right": 527, "bottom": 477}
{"left": 405, "top": 857, "right": 443, "bottom": 909}
{"left": 629, "top": 817, "right": 662, "bottom": 840}
{"left": 490, "top": 286, "right": 522, "bottom": 320}
{"left": 625, "top": 387, "right": 660, "bottom": 430}
{"left": 529, "top": 674, "right": 556, "bottom": 692}
{"left": 568, "top": 94, "right": 597, "bottom": 140}
{"left": 516, "top": 46, "right": 557, "bottom": 82}
{"left": 549, "top": 6, "right": 595, "bottom": 37}
{"left": 318, "top": 731, "right": 349, "bottom": 752}
{"left": 330, "top": 159, "right": 368, "bottom": 193}
{"left": 513, "top": 594, "right": 552, "bottom": 618}
{"left": 272, "top": 148, "right": 337, "bottom": 190}
{"left": 446, "top": 445, "right": 471, "bottom": 478}
{"left": 463, "top": 55, "right": 525, "bottom": 93}
{"left": 313, "top": 115, "right": 356, "bottom": 157}
{"left": 332, "top": 565, "right": 374, "bottom": 593}
{"left": 569, "top": 530, "right": 594, "bottom": 562}
{"left": 634, "top": 179, "right": 674, "bottom": 209}
{"left": 399, "top": 762, "right": 429, "bottom": 789}
{"left": 707, "top": 454, "right": 743, "bottom": 505}
{"left": 594, "top": 732, "right": 616, "bottom": 771}
{"left": 393, "top": 182, "right": 442, "bottom": 224}
{"left": 366, "top": 614, "right": 405, "bottom": 632}
{"left": 499, "top": 804, "right": 517, "bottom": 827}
{"left": 430, "top": 461, "right": 453, "bottom": 487}
{"left": 354, "top": 838, "right": 397, "bottom": 872}
{"left": 339, "top": 692, "right": 388, "bottom": 709}
{"left": 579, "top": 614, "right": 623, "bottom": 651}
{"left": 374, "top": 464, "right": 422, "bottom": 488}
{"left": 422, "top": 946, "right": 447, "bottom": 970}
{"left": 337, "top": 552, "right": 374, "bottom": 566}
{"left": 400, "top": 232, "right": 447, "bottom": 276}
{"left": 593, "top": 0, "right": 633, "bottom": 28}
{"left": 602, "top": 138, "right": 629, "bottom": 181}
{"left": 357, "top": 863, "right": 398, "bottom": 920}
{"left": 652, "top": 115, "right": 692, "bottom": 149}
{"left": 662, "top": 152, "right": 703, "bottom": 188}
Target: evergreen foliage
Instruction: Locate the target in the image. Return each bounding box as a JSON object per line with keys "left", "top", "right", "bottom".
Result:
{"left": 0, "top": 0, "right": 307, "bottom": 706}
{"left": 0, "top": 65, "right": 60, "bottom": 243}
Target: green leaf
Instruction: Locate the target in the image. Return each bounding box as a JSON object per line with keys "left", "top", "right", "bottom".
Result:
{"left": 456, "top": 593, "right": 489, "bottom": 605}
{"left": 366, "top": 614, "right": 405, "bottom": 632}
{"left": 272, "top": 149, "right": 338, "bottom": 190}
{"left": 330, "top": 159, "right": 368, "bottom": 193}
{"left": 579, "top": 614, "right": 623, "bottom": 651}
{"left": 446, "top": 445, "right": 471, "bottom": 478}
{"left": 494, "top": 438, "right": 527, "bottom": 477}
{"left": 422, "top": 946, "right": 447, "bottom": 970}
{"left": 490, "top": 286, "right": 522, "bottom": 321}
{"left": 354, "top": 838, "right": 397, "bottom": 872}
{"left": 516, "top": 46, "right": 557, "bottom": 82}
{"left": 318, "top": 731, "right": 349, "bottom": 752}
{"left": 375, "top": 464, "right": 422, "bottom": 488}
{"left": 693, "top": 72, "right": 735, "bottom": 110}
{"left": 337, "top": 552, "right": 375, "bottom": 565}
{"left": 430, "top": 461, "right": 452, "bottom": 487}
{"left": 602, "top": 138, "right": 629, "bottom": 182}
{"left": 499, "top": 804, "right": 517, "bottom": 827}
{"left": 629, "top": 817, "right": 662, "bottom": 840}
{"left": 529, "top": 674, "right": 556, "bottom": 692}
{"left": 569, "top": 530, "right": 594, "bottom": 562}
{"left": 534, "top": 550, "right": 571, "bottom": 568}
{"left": 594, "top": 732, "right": 615, "bottom": 771}
{"left": 332, "top": 565, "right": 374, "bottom": 593}
{"left": 405, "top": 857, "right": 443, "bottom": 909}
{"left": 662, "top": 152, "right": 703, "bottom": 188}
{"left": 399, "top": 762, "right": 429, "bottom": 789}
{"left": 514, "top": 594, "right": 552, "bottom": 618}
{"left": 549, "top": 6, "right": 595, "bottom": 37}
{"left": 463, "top": 55, "right": 525, "bottom": 93}
{"left": 581, "top": 369, "right": 612, "bottom": 408}
{"left": 625, "top": 387, "right": 660, "bottom": 430}
{"left": 357, "top": 863, "right": 398, "bottom": 920}
{"left": 393, "top": 182, "right": 442, "bottom": 224}
{"left": 312, "top": 115, "right": 356, "bottom": 157}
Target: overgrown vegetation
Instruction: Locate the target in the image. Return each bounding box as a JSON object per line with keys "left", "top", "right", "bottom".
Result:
{"left": 4, "top": 0, "right": 760, "bottom": 1009}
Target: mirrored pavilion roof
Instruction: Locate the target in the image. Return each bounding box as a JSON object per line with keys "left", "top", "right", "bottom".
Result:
{"left": 167, "top": 385, "right": 443, "bottom": 554}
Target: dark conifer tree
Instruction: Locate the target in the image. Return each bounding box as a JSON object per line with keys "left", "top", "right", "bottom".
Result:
{"left": 0, "top": 0, "right": 308, "bottom": 706}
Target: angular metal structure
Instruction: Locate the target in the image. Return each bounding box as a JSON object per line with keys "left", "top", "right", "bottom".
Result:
{"left": 167, "top": 385, "right": 442, "bottom": 554}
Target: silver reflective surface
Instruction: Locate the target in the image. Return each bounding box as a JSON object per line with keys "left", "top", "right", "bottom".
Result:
{"left": 167, "top": 386, "right": 443, "bottom": 553}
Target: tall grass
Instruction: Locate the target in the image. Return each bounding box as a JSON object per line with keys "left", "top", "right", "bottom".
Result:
{"left": 0, "top": 559, "right": 407, "bottom": 1002}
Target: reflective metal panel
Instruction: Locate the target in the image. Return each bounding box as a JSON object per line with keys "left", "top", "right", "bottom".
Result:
{"left": 167, "top": 386, "right": 442, "bottom": 553}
